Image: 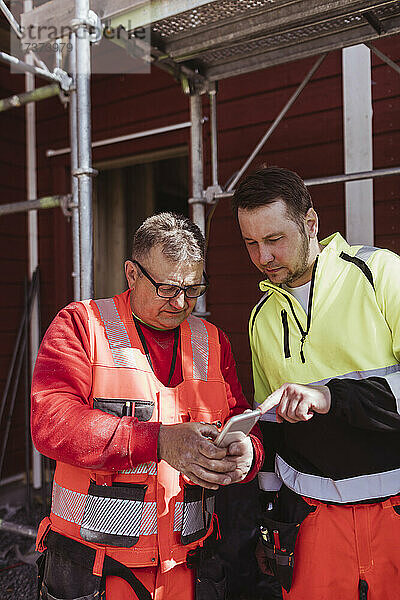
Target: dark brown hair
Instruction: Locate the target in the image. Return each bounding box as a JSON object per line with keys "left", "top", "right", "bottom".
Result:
{"left": 232, "top": 166, "right": 313, "bottom": 226}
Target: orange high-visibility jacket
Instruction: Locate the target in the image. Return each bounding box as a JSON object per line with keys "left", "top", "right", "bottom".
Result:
{"left": 45, "top": 293, "right": 231, "bottom": 572}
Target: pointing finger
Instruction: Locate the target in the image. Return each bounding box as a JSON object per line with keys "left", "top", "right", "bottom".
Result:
{"left": 259, "top": 387, "right": 285, "bottom": 414}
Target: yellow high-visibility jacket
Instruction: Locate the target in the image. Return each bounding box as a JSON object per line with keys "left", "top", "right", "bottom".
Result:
{"left": 250, "top": 233, "right": 400, "bottom": 503}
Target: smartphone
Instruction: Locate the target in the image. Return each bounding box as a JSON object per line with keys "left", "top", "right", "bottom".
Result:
{"left": 214, "top": 409, "right": 261, "bottom": 447}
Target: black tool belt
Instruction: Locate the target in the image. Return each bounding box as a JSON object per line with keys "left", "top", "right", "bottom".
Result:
{"left": 259, "top": 486, "right": 316, "bottom": 593}
{"left": 37, "top": 530, "right": 152, "bottom": 600}
{"left": 187, "top": 525, "right": 227, "bottom": 600}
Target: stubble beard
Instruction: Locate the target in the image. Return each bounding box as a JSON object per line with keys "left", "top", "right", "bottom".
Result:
{"left": 283, "top": 227, "right": 311, "bottom": 286}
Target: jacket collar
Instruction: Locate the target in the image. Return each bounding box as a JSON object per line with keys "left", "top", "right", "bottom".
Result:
{"left": 319, "top": 231, "right": 350, "bottom": 253}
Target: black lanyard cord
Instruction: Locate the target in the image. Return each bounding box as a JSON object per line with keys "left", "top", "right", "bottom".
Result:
{"left": 167, "top": 328, "right": 179, "bottom": 386}
{"left": 133, "top": 317, "right": 179, "bottom": 386}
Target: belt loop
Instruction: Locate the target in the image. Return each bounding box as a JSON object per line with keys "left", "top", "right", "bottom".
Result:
{"left": 382, "top": 499, "right": 392, "bottom": 509}
{"left": 93, "top": 547, "right": 106, "bottom": 577}
{"left": 36, "top": 516, "right": 52, "bottom": 552}
{"left": 94, "top": 473, "right": 114, "bottom": 486}
{"left": 213, "top": 513, "right": 221, "bottom": 540}
{"left": 301, "top": 495, "right": 319, "bottom": 508}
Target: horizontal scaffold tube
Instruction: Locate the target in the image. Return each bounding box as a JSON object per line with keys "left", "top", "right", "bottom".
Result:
{"left": 213, "top": 166, "right": 400, "bottom": 200}
{"left": 0, "top": 84, "right": 60, "bottom": 112}
{"left": 0, "top": 50, "right": 62, "bottom": 85}
{"left": 0, "top": 194, "right": 72, "bottom": 216}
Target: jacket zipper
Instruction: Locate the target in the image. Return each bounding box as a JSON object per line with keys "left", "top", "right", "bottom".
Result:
{"left": 280, "top": 310, "right": 291, "bottom": 358}
{"left": 269, "top": 257, "right": 319, "bottom": 363}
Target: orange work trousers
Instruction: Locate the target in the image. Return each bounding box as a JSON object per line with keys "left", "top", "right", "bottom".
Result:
{"left": 283, "top": 495, "right": 400, "bottom": 600}
{"left": 105, "top": 561, "right": 194, "bottom": 600}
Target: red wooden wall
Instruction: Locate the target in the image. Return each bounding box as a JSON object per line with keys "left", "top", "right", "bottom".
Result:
{"left": 0, "top": 63, "right": 27, "bottom": 478}
{"left": 1, "top": 34, "right": 399, "bottom": 476}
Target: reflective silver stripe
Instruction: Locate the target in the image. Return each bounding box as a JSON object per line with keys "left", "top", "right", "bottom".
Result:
{"left": 51, "top": 482, "right": 157, "bottom": 534}
{"left": 355, "top": 245, "right": 378, "bottom": 262}
{"left": 384, "top": 371, "right": 400, "bottom": 414}
{"left": 119, "top": 461, "right": 157, "bottom": 475}
{"left": 275, "top": 454, "right": 400, "bottom": 503}
{"left": 186, "top": 315, "right": 209, "bottom": 381}
{"left": 174, "top": 501, "right": 183, "bottom": 532}
{"left": 52, "top": 481, "right": 86, "bottom": 524}
{"left": 82, "top": 495, "right": 144, "bottom": 537}
{"left": 257, "top": 364, "right": 400, "bottom": 420}
{"left": 258, "top": 471, "right": 282, "bottom": 491}
{"left": 139, "top": 502, "right": 157, "bottom": 535}
{"left": 174, "top": 499, "right": 210, "bottom": 534}
{"left": 311, "top": 363, "right": 400, "bottom": 386}
{"left": 95, "top": 298, "right": 137, "bottom": 367}
{"left": 182, "top": 500, "right": 204, "bottom": 536}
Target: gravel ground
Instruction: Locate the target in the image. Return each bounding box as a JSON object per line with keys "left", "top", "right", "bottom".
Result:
{"left": 0, "top": 484, "right": 43, "bottom": 600}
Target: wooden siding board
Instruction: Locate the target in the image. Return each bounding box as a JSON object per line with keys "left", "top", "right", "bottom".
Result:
{"left": 216, "top": 141, "right": 344, "bottom": 189}
{"left": 90, "top": 73, "right": 180, "bottom": 109}
{"left": 0, "top": 259, "right": 27, "bottom": 284}
{"left": 36, "top": 84, "right": 188, "bottom": 139}
{"left": 375, "top": 234, "right": 400, "bottom": 254}
{"left": 218, "top": 53, "right": 342, "bottom": 102}
{"left": 374, "top": 133, "right": 400, "bottom": 167}
{"left": 0, "top": 215, "right": 27, "bottom": 235}
{"left": 218, "top": 80, "right": 343, "bottom": 133}
{"left": 90, "top": 130, "right": 189, "bottom": 165}
{"left": 216, "top": 114, "right": 342, "bottom": 168}
{"left": 0, "top": 240, "right": 28, "bottom": 262}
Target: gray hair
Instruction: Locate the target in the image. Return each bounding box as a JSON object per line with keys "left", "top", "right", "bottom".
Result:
{"left": 131, "top": 212, "right": 205, "bottom": 263}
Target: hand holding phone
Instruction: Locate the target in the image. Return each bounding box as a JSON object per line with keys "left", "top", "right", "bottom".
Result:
{"left": 214, "top": 408, "right": 261, "bottom": 448}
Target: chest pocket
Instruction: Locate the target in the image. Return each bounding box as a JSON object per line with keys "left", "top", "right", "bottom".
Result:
{"left": 93, "top": 398, "right": 154, "bottom": 421}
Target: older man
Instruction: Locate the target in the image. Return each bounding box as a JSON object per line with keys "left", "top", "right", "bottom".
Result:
{"left": 31, "top": 212, "right": 263, "bottom": 600}
{"left": 233, "top": 166, "right": 400, "bottom": 600}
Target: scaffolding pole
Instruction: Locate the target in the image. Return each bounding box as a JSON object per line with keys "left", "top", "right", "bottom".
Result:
{"left": 0, "top": 50, "right": 63, "bottom": 85}
{"left": 0, "top": 195, "right": 72, "bottom": 216}
{"left": 46, "top": 121, "right": 193, "bottom": 157}
{"left": 24, "top": 0, "right": 41, "bottom": 491}
{"left": 189, "top": 93, "right": 207, "bottom": 316}
{"left": 0, "top": 84, "right": 60, "bottom": 113}
{"left": 304, "top": 166, "right": 400, "bottom": 186}
{"left": 0, "top": 0, "right": 22, "bottom": 38}
{"left": 69, "top": 33, "right": 81, "bottom": 301}
{"left": 209, "top": 85, "right": 219, "bottom": 187}
{"left": 74, "top": 0, "right": 95, "bottom": 300}
{"left": 212, "top": 166, "right": 400, "bottom": 201}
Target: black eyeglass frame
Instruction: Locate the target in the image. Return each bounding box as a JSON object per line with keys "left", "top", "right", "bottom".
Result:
{"left": 132, "top": 260, "right": 209, "bottom": 299}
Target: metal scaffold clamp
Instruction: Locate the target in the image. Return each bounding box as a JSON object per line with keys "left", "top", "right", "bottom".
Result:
{"left": 189, "top": 185, "right": 223, "bottom": 207}
{"left": 204, "top": 185, "right": 223, "bottom": 205}
{"left": 60, "top": 194, "right": 76, "bottom": 218}
{"left": 72, "top": 167, "right": 98, "bottom": 178}
{"left": 53, "top": 68, "right": 73, "bottom": 94}
{"left": 70, "top": 10, "right": 102, "bottom": 44}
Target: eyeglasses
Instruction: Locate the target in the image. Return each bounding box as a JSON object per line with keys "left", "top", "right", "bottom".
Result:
{"left": 132, "top": 260, "right": 209, "bottom": 299}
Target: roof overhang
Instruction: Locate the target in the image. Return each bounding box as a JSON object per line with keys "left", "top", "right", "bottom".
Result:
{"left": 20, "top": 0, "right": 400, "bottom": 81}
